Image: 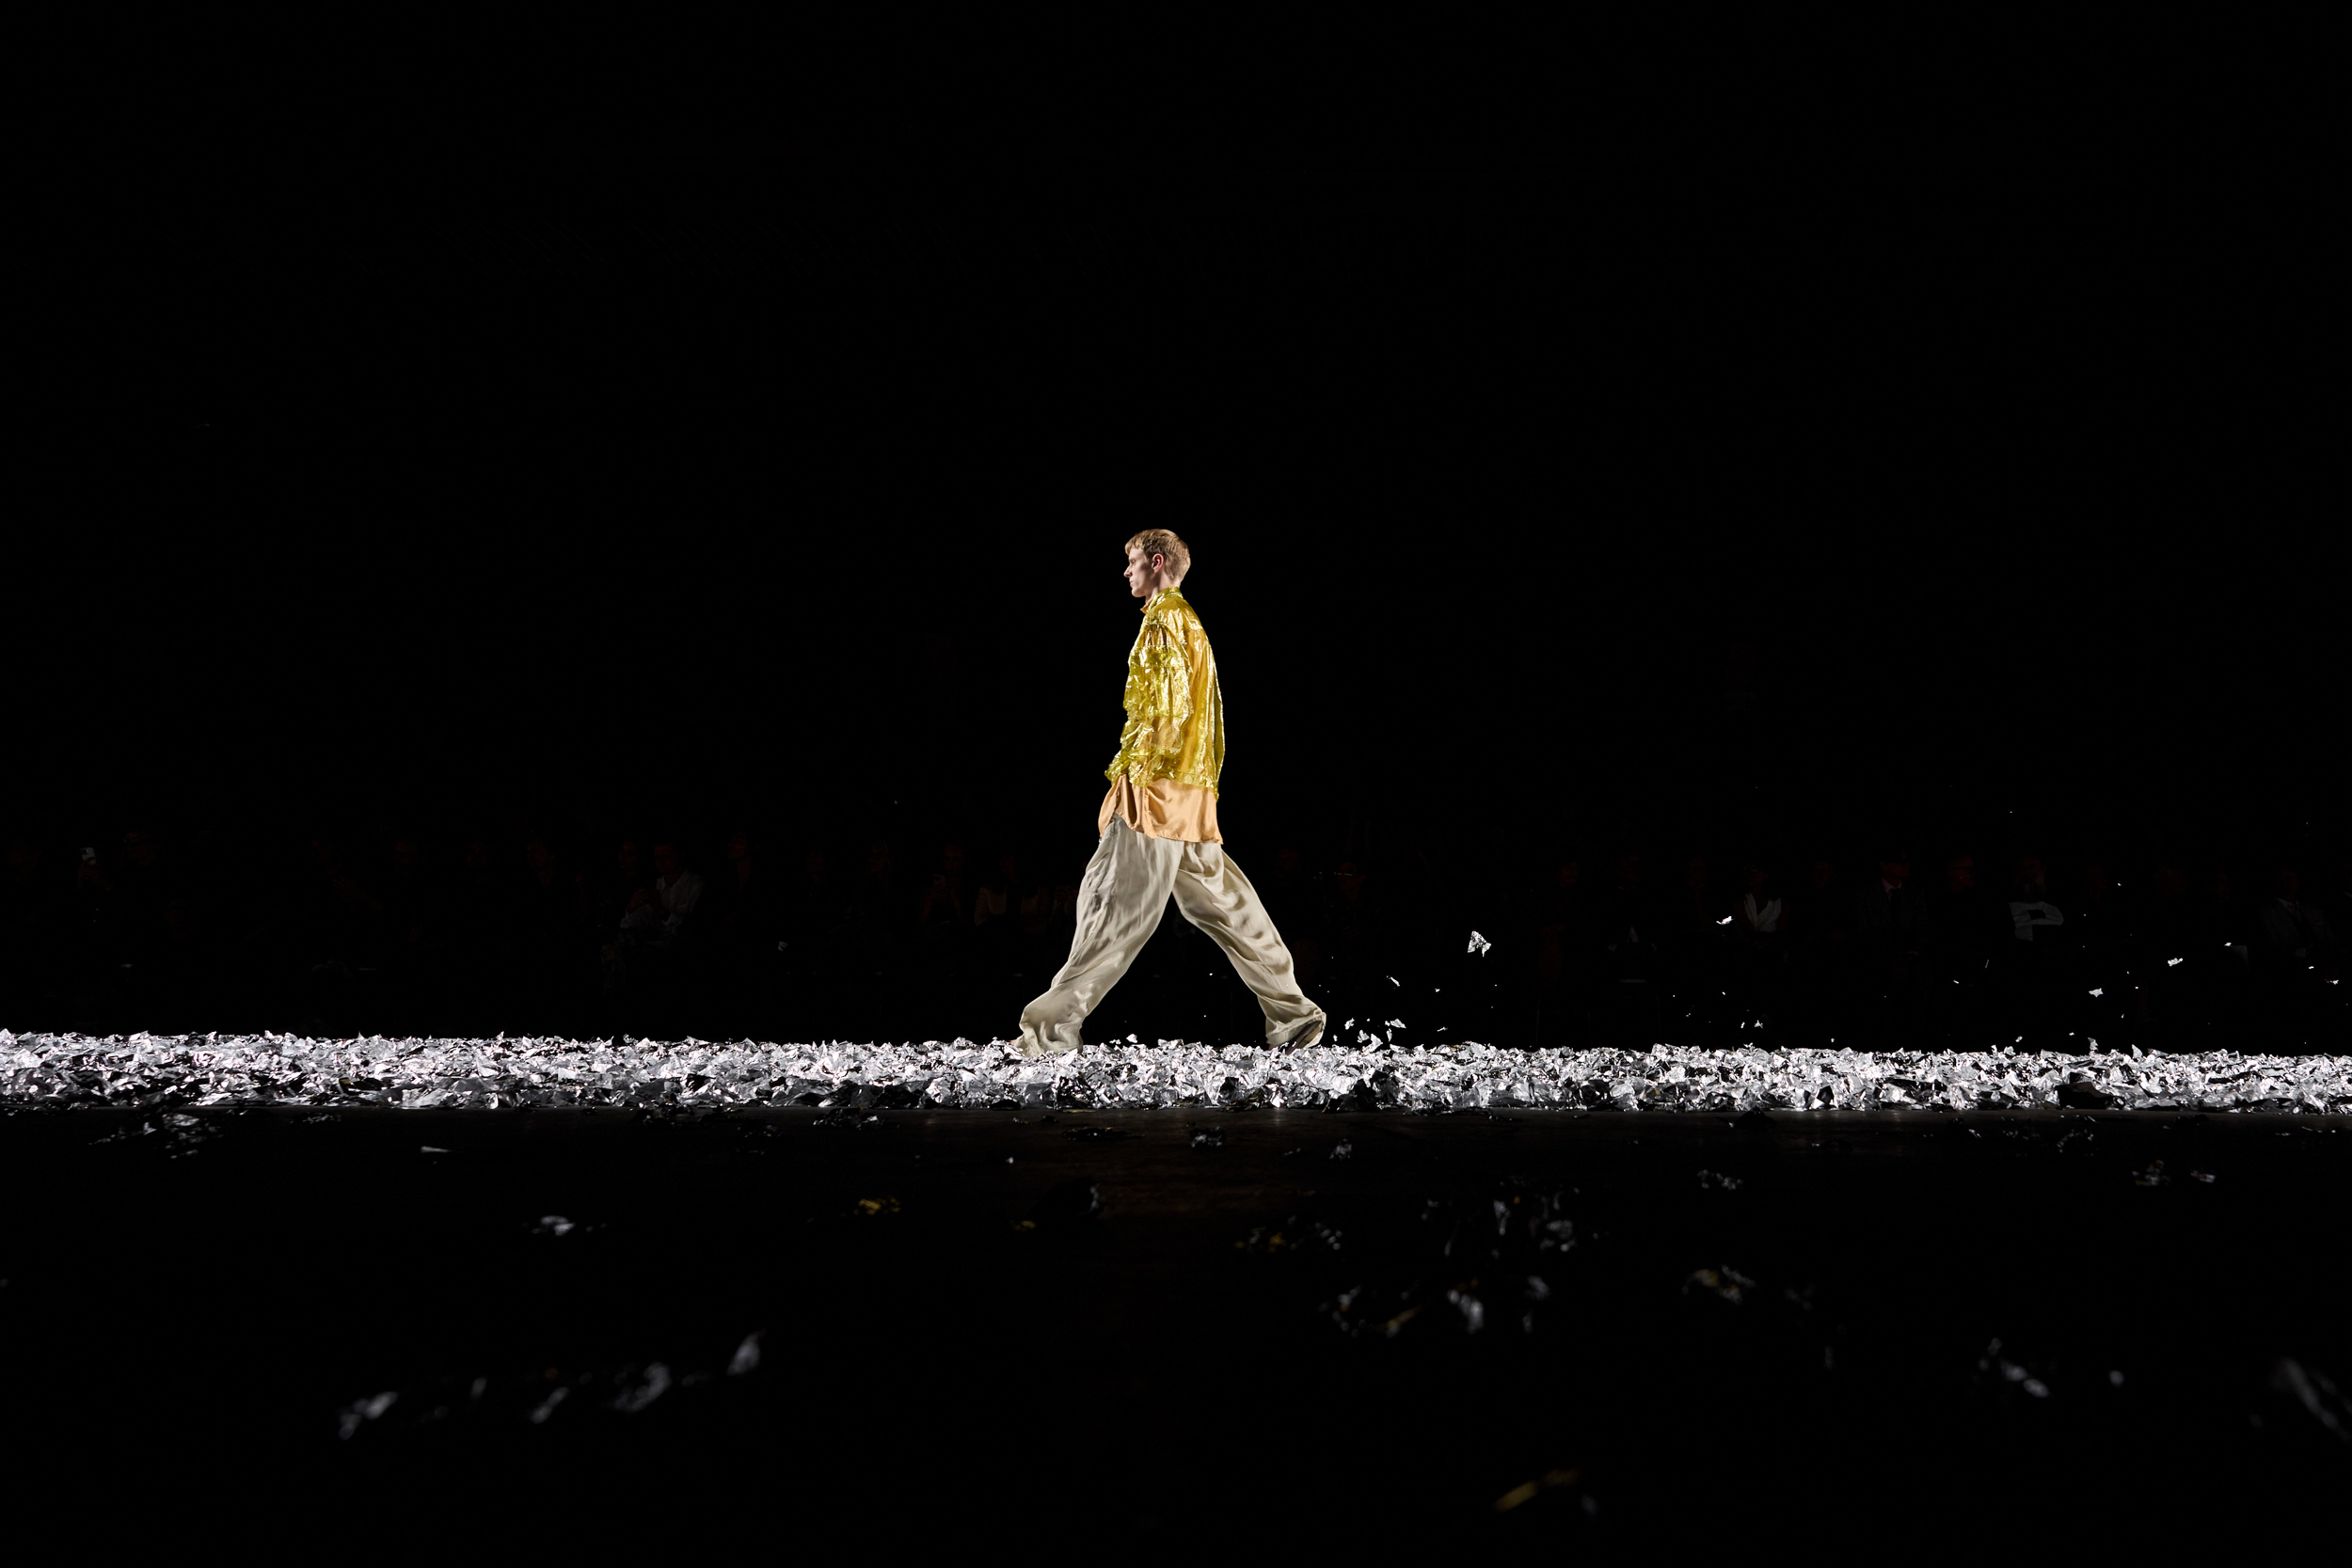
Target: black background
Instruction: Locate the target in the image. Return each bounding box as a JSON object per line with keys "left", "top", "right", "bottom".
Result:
{"left": 21, "top": 16, "right": 2340, "bottom": 927}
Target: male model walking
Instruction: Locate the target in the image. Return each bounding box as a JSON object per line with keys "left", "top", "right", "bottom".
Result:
{"left": 1016, "top": 530, "right": 1327, "bottom": 1056}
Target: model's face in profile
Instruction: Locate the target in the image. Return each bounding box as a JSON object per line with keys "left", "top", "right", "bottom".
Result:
{"left": 1123, "top": 546, "right": 1166, "bottom": 598}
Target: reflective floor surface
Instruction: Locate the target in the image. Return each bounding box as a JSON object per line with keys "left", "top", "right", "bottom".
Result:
{"left": 5, "top": 1101, "right": 2344, "bottom": 1545}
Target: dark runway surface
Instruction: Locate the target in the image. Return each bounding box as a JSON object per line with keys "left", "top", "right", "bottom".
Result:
{"left": 5, "top": 1101, "right": 2345, "bottom": 1545}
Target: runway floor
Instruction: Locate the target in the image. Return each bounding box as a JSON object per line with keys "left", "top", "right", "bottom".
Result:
{"left": 4, "top": 1097, "right": 2345, "bottom": 1544}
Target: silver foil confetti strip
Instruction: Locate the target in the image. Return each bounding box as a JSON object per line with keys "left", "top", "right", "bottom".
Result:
{"left": 3, "top": 1030, "right": 2345, "bottom": 1115}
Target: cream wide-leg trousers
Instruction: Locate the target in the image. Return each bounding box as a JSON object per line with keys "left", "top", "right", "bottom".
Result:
{"left": 1018, "top": 816, "right": 1327, "bottom": 1057}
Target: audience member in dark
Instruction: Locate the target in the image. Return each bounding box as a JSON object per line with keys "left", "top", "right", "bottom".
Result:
{"left": 3, "top": 837, "right": 50, "bottom": 932}
{"left": 111, "top": 826, "right": 182, "bottom": 969}
{"left": 1035, "top": 862, "right": 1082, "bottom": 992}
{"left": 2251, "top": 864, "right": 2345, "bottom": 1047}
{"left": 1321, "top": 857, "right": 1386, "bottom": 1023}
{"left": 587, "top": 839, "right": 647, "bottom": 932}
{"left": 602, "top": 839, "right": 704, "bottom": 1022}
{"left": 703, "top": 829, "right": 779, "bottom": 1032}
{"left": 972, "top": 850, "right": 1024, "bottom": 927}
{"left": 633, "top": 842, "right": 705, "bottom": 937}
{"left": 1994, "top": 853, "right": 2076, "bottom": 1049}
{"left": 914, "top": 842, "right": 975, "bottom": 1024}
{"left": 1258, "top": 846, "right": 1324, "bottom": 998}
{"left": 154, "top": 885, "right": 219, "bottom": 1024}
{"left": 1532, "top": 857, "right": 1596, "bottom": 1048}
{"left": 1927, "top": 853, "right": 2001, "bottom": 1046}
{"left": 1852, "top": 847, "right": 1931, "bottom": 1047}
{"left": 451, "top": 837, "right": 519, "bottom": 1016}
{"left": 371, "top": 834, "right": 446, "bottom": 1029}
{"left": 513, "top": 835, "right": 577, "bottom": 1015}
{"left": 2002, "top": 854, "right": 2059, "bottom": 937}
{"left": 197, "top": 829, "right": 280, "bottom": 1025}
{"left": 1667, "top": 852, "right": 1734, "bottom": 1037}
{"left": 2323, "top": 861, "right": 2352, "bottom": 954}
{"left": 1596, "top": 850, "right": 1664, "bottom": 1045}
{"left": 380, "top": 835, "right": 437, "bottom": 953}
{"left": 1788, "top": 857, "right": 1851, "bottom": 1043}
{"left": 717, "top": 831, "right": 761, "bottom": 915}
{"left": 4, "top": 801, "right": 2343, "bottom": 1053}
{"left": 2187, "top": 867, "right": 2253, "bottom": 1045}
{"left": 518, "top": 836, "right": 571, "bottom": 927}
{"left": 64, "top": 826, "right": 183, "bottom": 1026}
{"left": 2259, "top": 867, "right": 2343, "bottom": 969}
{"left": 916, "top": 843, "right": 972, "bottom": 934}
{"left": 972, "top": 849, "right": 1022, "bottom": 994}
{"left": 840, "top": 838, "right": 908, "bottom": 1035}
{"left": 303, "top": 835, "right": 382, "bottom": 953}
{"left": 2071, "top": 861, "right": 2134, "bottom": 1045}
{"left": 1384, "top": 833, "right": 1449, "bottom": 970}
{"left": 777, "top": 845, "right": 833, "bottom": 958}
{"left": 1459, "top": 821, "right": 1522, "bottom": 957}
{"left": 2132, "top": 860, "right": 2198, "bottom": 1047}
{"left": 773, "top": 845, "right": 846, "bottom": 1031}
{"left": 2, "top": 836, "right": 68, "bottom": 1021}
{"left": 1727, "top": 859, "right": 1787, "bottom": 1034}
{"left": 294, "top": 834, "right": 385, "bottom": 1029}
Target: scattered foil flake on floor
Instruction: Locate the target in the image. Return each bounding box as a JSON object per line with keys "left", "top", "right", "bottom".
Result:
{"left": 2, "top": 1030, "right": 2346, "bottom": 1115}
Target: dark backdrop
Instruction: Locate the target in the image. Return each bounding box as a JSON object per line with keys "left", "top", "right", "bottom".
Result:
{"left": 47, "top": 155, "right": 2333, "bottom": 855}
{"left": 12, "top": 42, "right": 2340, "bottom": 1039}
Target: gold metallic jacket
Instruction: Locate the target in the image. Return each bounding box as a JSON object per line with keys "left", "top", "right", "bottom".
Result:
{"left": 1104, "top": 587, "right": 1224, "bottom": 796}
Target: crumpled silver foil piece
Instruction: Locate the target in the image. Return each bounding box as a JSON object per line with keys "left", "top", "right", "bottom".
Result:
{"left": 3, "top": 1030, "right": 2346, "bottom": 1115}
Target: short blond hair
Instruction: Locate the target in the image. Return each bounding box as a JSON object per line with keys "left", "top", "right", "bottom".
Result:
{"left": 1124, "top": 528, "right": 1190, "bottom": 581}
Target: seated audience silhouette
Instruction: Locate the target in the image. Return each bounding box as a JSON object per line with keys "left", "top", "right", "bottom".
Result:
{"left": 1853, "top": 847, "right": 1931, "bottom": 1045}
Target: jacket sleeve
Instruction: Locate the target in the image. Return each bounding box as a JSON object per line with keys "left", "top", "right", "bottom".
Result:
{"left": 1125, "top": 612, "right": 1194, "bottom": 757}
